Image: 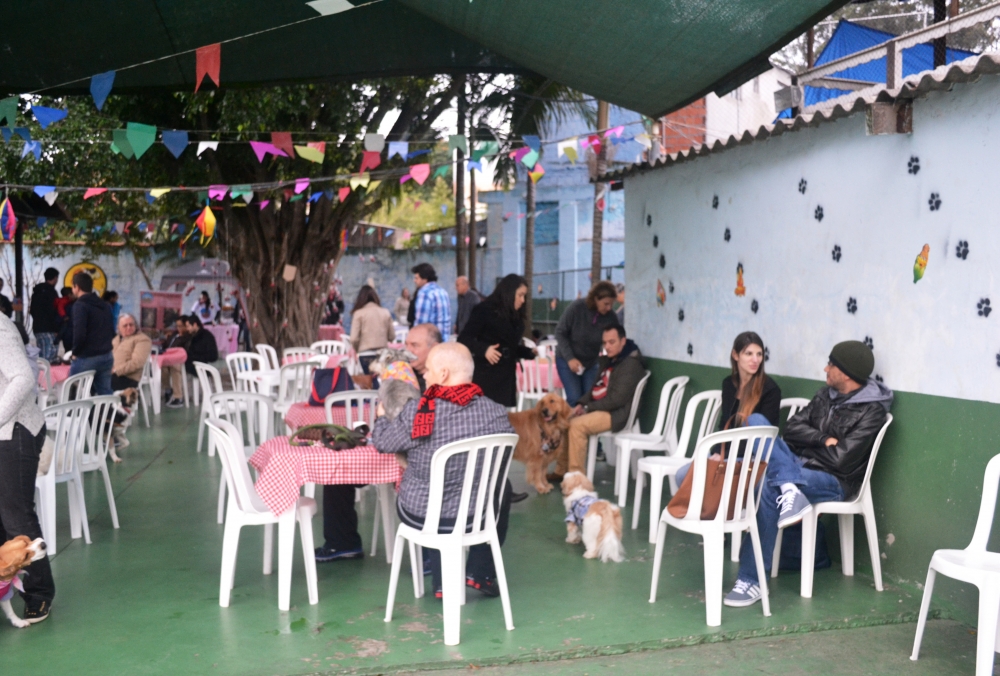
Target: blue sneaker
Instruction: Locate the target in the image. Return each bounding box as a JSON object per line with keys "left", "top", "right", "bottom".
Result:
{"left": 724, "top": 578, "right": 761, "bottom": 607}
{"left": 776, "top": 489, "right": 813, "bottom": 530}
{"left": 314, "top": 545, "right": 363, "bottom": 562}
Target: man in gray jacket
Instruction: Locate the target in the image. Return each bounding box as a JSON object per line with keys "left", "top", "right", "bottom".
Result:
{"left": 555, "top": 325, "right": 645, "bottom": 477}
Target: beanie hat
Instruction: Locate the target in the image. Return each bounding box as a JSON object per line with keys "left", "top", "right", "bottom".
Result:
{"left": 829, "top": 340, "right": 874, "bottom": 384}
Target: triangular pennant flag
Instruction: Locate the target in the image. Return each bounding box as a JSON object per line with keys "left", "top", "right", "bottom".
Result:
{"left": 367, "top": 180, "right": 381, "bottom": 192}
{"left": 522, "top": 135, "right": 541, "bottom": 152}
{"left": 432, "top": 164, "right": 450, "bottom": 179}
{"left": 634, "top": 133, "right": 652, "bottom": 149}
{"left": 0, "top": 197, "right": 16, "bottom": 241}
{"left": 448, "top": 135, "right": 468, "bottom": 154}
{"left": 359, "top": 150, "right": 381, "bottom": 173}
{"left": 529, "top": 164, "right": 545, "bottom": 183}
{"left": 230, "top": 185, "right": 253, "bottom": 203}
{"left": 410, "top": 164, "right": 430, "bottom": 185}
{"left": 111, "top": 129, "right": 134, "bottom": 158}
{"left": 364, "top": 133, "right": 385, "bottom": 152}
{"left": 197, "top": 141, "right": 218, "bottom": 156}
{"left": 405, "top": 149, "right": 430, "bottom": 161}
{"left": 309, "top": 192, "right": 323, "bottom": 203}
{"left": 400, "top": 174, "right": 412, "bottom": 184}
{"left": 294, "top": 178, "right": 310, "bottom": 194}
{"left": 33, "top": 186, "right": 54, "bottom": 198}
{"left": 511, "top": 146, "right": 530, "bottom": 163}
{"left": 149, "top": 188, "right": 171, "bottom": 199}
{"left": 114, "top": 222, "right": 125, "bottom": 235}
{"left": 294, "top": 145, "right": 324, "bottom": 163}
{"left": 557, "top": 139, "right": 578, "bottom": 163}
{"left": 162, "top": 130, "right": 189, "bottom": 158}
{"left": 520, "top": 149, "right": 539, "bottom": 169}
{"left": 604, "top": 125, "right": 625, "bottom": 138}
{"left": 126, "top": 122, "right": 157, "bottom": 159}
{"left": 258, "top": 200, "right": 270, "bottom": 210}
{"left": 90, "top": 71, "right": 115, "bottom": 111}
{"left": 0, "top": 128, "right": 10, "bottom": 144}
{"left": 21, "top": 140, "right": 41, "bottom": 161}
{"left": 195, "top": 43, "right": 221, "bottom": 91}
{"left": 208, "top": 185, "right": 228, "bottom": 200}
{"left": 271, "top": 131, "right": 294, "bottom": 157}
{"left": 249, "top": 141, "right": 287, "bottom": 162}
{"left": 31, "top": 106, "right": 67, "bottom": 129}
{"left": 586, "top": 134, "right": 602, "bottom": 153}
{"left": 350, "top": 173, "right": 370, "bottom": 190}
{"left": 44, "top": 191, "right": 58, "bottom": 206}
{"left": 467, "top": 160, "right": 482, "bottom": 172}
{"left": 441, "top": 204, "right": 448, "bottom": 215}
{"left": 388, "top": 141, "right": 408, "bottom": 160}
{"left": 145, "top": 191, "right": 156, "bottom": 204}
{"left": 84, "top": 187, "right": 108, "bottom": 200}
{"left": 13, "top": 127, "right": 31, "bottom": 142}
{"left": 0, "top": 98, "right": 17, "bottom": 127}
{"left": 471, "top": 140, "right": 499, "bottom": 162}
{"left": 338, "top": 187, "right": 350, "bottom": 202}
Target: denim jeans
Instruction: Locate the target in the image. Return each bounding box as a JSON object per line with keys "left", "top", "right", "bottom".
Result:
{"left": 555, "top": 357, "right": 600, "bottom": 406}
{"left": 0, "top": 423, "right": 55, "bottom": 604}
{"left": 71, "top": 352, "right": 114, "bottom": 395}
{"left": 36, "top": 332, "right": 57, "bottom": 362}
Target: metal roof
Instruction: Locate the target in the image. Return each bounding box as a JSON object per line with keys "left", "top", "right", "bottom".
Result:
{"left": 599, "top": 52, "right": 1000, "bottom": 182}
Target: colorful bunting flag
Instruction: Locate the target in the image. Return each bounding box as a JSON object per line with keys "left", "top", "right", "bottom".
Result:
{"left": 364, "top": 133, "right": 385, "bottom": 152}
{"left": 604, "top": 125, "right": 625, "bottom": 138}
{"left": 43, "top": 191, "right": 58, "bottom": 206}
{"left": 359, "top": 150, "right": 381, "bottom": 173}
{"left": 249, "top": 140, "right": 288, "bottom": 162}
{"left": 388, "top": 141, "right": 408, "bottom": 160}
{"left": 399, "top": 174, "right": 412, "bottom": 184}
{"left": 557, "top": 139, "right": 578, "bottom": 163}
{"left": 432, "top": 165, "right": 450, "bottom": 179}
{"left": 271, "top": 131, "right": 294, "bottom": 157}
{"left": 162, "top": 130, "right": 189, "bottom": 158}
{"left": 230, "top": 185, "right": 253, "bottom": 203}
{"left": 149, "top": 188, "right": 171, "bottom": 199}
{"left": 258, "top": 200, "right": 270, "bottom": 210}
{"left": 126, "top": 122, "right": 157, "bottom": 159}
{"left": 405, "top": 149, "right": 430, "bottom": 161}
{"left": 520, "top": 149, "right": 539, "bottom": 169}
{"left": 197, "top": 141, "right": 218, "bottom": 156}
{"left": 448, "top": 135, "right": 468, "bottom": 154}
{"left": 13, "top": 128, "right": 30, "bottom": 142}
{"left": 511, "top": 146, "right": 531, "bottom": 163}
{"left": 111, "top": 129, "right": 134, "bottom": 158}
{"left": 633, "top": 133, "right": 652, "bottom": 149}
{"left": 21, "top": 141, "right": 42, "bottom": 161}
{"left": 31, "top": 106, "right": 67, "bottom": 129}
{"left": 338, "top": 187, "right": 350, "bottom": 202}
{"left": 467, "top": 160, "right": 482, "bottom": 172}
{"left": 294, "top": 178, "right": 310, "bottom": 194}
{"left": 0, "top": 98, "right": 17, "bottom": 127}
{"left": 471, "top": 140, "right": 499, "bottom": 162}
{"left": 309, "top": 192, "right": 323, "bottom": 203}
{"left": 195, "top": 43, "right": 221, "bottom": 91}
{"left": 0, "top": 197, "right": 16, "bottom": 241}
{"left": 294, "top": 142, "right": 325, "bottom": 163}
{"left": 84, "top": 187, "right": 108, "bottom": 200}
{"left": 349, "top": 173, "right": 370, "bottom": 190}
{"left": 208, "top": 185, "right": 228, "bottom": 200}
{"left": 410, "top": 164, "right": 430, "bottom": 185}
{"left": 529, "top": 164, "right": 545, "bottom": 183}
{"left": 33, "top": 186, "right": 54, "bottom": 198}
{"left": 522, "top": 135, "right": 541, "bottom": 152}
{"left": 90, "top": 71, "right": 115, "bottom": 111}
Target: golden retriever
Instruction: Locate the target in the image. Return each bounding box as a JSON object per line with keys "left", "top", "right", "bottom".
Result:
{"left": 508, "top": 392, "right": 572, "bottom": 494}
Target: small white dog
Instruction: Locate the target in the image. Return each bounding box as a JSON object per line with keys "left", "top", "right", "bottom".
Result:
{"left": 561, "top": 471, "right": 625, "bottom": 562}
{"left": 0, "top": 536, "right": 47, "bottom": 628}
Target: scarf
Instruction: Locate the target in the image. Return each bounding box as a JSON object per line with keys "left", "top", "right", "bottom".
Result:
{"left": 411, "top": 383, "right": 483, "bottom": 439}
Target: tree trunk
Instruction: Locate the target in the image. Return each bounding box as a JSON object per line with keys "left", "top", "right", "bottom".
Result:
{"left": 590, "top": 100, "right": 609, "bottom": 287}
{"left": 455, "top": 79, "right": 467, "bottom": 278}
{"left": 524, "top": 174, "right": 536, "bottom": 336}
{"left": 468, "top": 166, "right": 477, "bottom": 291}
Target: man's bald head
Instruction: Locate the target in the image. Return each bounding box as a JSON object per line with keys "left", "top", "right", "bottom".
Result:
{"left": 406, "top": 323, "right": 442, "bottom": 374}
{"left": 455, "top": 276, "right": 469, "bottom": 295}
{"left": 424, "top": 342, "right": 475, "bottom": 387}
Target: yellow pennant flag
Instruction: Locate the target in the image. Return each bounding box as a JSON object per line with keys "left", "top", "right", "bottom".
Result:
{"left": 149, "top": 188, "right": 171, "bottom": 199}
{"left": 350, "top": 172, "right": 371, "bottom": 190}
{"left": 294, "top": 145, "right": 325, "bottom": 164}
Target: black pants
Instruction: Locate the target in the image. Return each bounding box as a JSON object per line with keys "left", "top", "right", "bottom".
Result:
{"left": 0, "top": 423, "right": 55, "bottom": 604}
{"left": 110, "top": 375, "right": 138, "bottom": 391}
{"left": 322, "top": 484, "right": 364, "bottom": 551}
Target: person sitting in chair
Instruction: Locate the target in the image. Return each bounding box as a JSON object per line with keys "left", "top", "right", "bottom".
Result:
{"left": 723, "top": 340, "right": 893, "bottom": 608}
{"left": 549, "top": 325, "right": 645, "bottom": 482}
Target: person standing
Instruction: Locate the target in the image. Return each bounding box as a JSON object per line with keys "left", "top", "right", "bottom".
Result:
{"left": 349, "top": 285, "right": 394, "bottom": 374}
{"left": 411, "top": 263, "right": 451, "bottom": 339}
{"left": 69, "top": 271, "right": 115, "bottom": 396}
{"left": 56, "top": 287, "right": 75, "bottom": 356}
{"left": 29, "top": 267, "right": 61, "bottom": 362}
{"left": 0, "top": 311, "right": 54, "bottom": 624}
{"left": 554, "top": 281, "right": 620, "bottom": 406}
{"left": 190, "top": 291, "right": 218, "bottom": 326}
{"left": 615, "top": 283, "right": 625, "bottom": 326}
{"left": 322, "top": 288, "right": 344, "bottom": 326}
{"left": 111, "top": 313, "right": 152, "bottom": 390}
{"left": 393, "top": 287, "right": 411, "bottom": 323}
{"left": 454, "top": 276, "right": 482, "bottom": 335}
{"left": 102, "top": 291, "right": 121, "bottom": 329}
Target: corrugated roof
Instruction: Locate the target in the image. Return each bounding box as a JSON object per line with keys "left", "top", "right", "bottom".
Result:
{"left": 600, "top": 52, "right": 1000, "bottom": 182}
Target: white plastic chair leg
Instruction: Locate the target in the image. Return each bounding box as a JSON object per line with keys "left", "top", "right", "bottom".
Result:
{"left": 649, "top": 519, "right": 668, "bottom": 603}
{"left": 839, "top": 514, "right": 856, "bottom": 576}
{"left": 263, "top": 523, "right": 274, "bottom": 575}
{"left": 99, "top": 462, "right": 120, "bottom": 529}
{"left": 151, "top": 367, "right": 162, "bottom": 415}
{"left": 377, "top": 484, "right": 396, "bottom": 563}
{"left": 632, "top": 469, "right": 645, "bottom": 530}
{"left": 731, "top": 532, "right": 741, "bottom": 562}
{"left": 647, "top": 473, "right": 665, "bottom": 544}
{"left": 440, "top": 545, "right": 464, "bottom": 645}
{"left": 586, "top": 436, "right": 598, "bottom": 481}
{"left": 490, "top": 537, "right": 515, "bottom": 632}
{"left": 910, "top": 567, "right": 937, "bottom": 662}
{"left": 197, "top": 411, "right": 206, "bottom": 453}
{"left": 138, "top": 387, "right": 150, "bottom": 427}
{"left": 975, "top": 587, "right": 1000, "bottom": 676}
{"left": 370, "top": 491, "right": 381, "bottom": 558}
{"left": 801, "top": 512, "right": 818, "bottom": 598}
{"left": 277, "top": 513, "right": 296, "bottom": 611}
{"left": 67, "top": 480, "right": 81, "bottom": 540}
{"left": 297, "top": 507, "right": 319, "bottom": 605}
{"left": 771, "top": 528, "right": 784, "bottom": 578}
{"left": 37, "top": 481, "right": 57, "bottom": 555}
{"left": 616, "top": 444, "right": 633, "bottom": 507}
{"left": 217, "top": 474, "right": 227, "bottom": 524}
{"left": 862, "top": 501, "right": 884, "bottom": 591}
{"left": 748, "top": 519, "right": 771, "bottom": 618}
{"left": 219, "top": 518, "right": 242, "bottom": 607}
{"left": 702, "top": 532, "right": 725, "bottom": 627}
{"left": 410, "top": 541, "right": 425, "bottom": 599}
{"left": 385, "top": 533, "right": 407, "bottom": 622}
{"left": 181, "top": 373, "right": 190, "bottom": 408}
{"left": 303, "top": 483, "right": 316, "bottom": 499}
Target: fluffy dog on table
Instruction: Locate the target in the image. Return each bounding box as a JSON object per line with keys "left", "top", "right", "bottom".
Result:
{"left": 0, "top": 536, "right": 46, "bottom": 628}
{"left": 507, "top": 392, "right": 572, "bottom": 494}
{"left": 562, "top": 471, "right": 625, "bottom": 562}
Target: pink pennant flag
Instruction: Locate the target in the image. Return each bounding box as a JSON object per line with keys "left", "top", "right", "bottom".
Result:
{"left": 400, "top": 174, "right": 412, "bottom": 184}
{"left": 604, "top": 125, "right": 625, "bottom": 138}
{"left": 208, "top": 185, "right": 228, "bottom": 200}
{"left": 338, "top": 187, "right": 350, "bottom": 202}
{"left": 258, "top": 200, "right": 270, "bottom": 210}
{"left": 249, "top": 141, "right": 288, "bottom": 162}
{"left": 83, "top": 187, "right": 107, "bottom": 200}
{"left": 294, "top": 178, "right": 310, "bottom": 194}
{"left": 359, "top": 151, "right": 381, "bottom": 173}
{"left": 511, "top": 147, "right": 531, "bottom": 163}
{"left": 410, "top": 163, "right": 430, "bottom": 185}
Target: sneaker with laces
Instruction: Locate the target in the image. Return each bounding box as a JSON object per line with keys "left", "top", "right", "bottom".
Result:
{"left": 314, "top": 545, "right": 364, "bottom": 562}
{"left": 776, "top": 489, "right": 813, "bottom": 530}
{"left": 723, "top": 579, "right": 761, "bottom": 607}
{"left": 22, "top": 599, "right": 51, "bottom": 624}
{"left": 165, "top": 398, "right": 185, "bottom": 409}
{"left": 466, "top": 575, "right": 500, "bottom": 598}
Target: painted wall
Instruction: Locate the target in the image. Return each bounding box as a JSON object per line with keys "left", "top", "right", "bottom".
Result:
{"left": 624, "top": 73, "right": 1000, "bottom": 625}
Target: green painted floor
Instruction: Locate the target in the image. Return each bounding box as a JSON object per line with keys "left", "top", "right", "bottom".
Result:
{"left": 3, "top": 406, "right": 968, "bottom": 675}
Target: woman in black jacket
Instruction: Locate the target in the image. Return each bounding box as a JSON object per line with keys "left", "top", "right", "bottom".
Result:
{"left": 720, "top": 331, "right": 781, "bottom": 429}
{"left": 458, "top": 274, "right": 536, "bottom": 408}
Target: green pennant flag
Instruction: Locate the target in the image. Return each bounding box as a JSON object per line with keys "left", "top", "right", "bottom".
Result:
{"left": 432, "top": 164, "right": 450, "bottom": 179}
{"left": 0, "top": 97, "right": 17, "bottom": 126}
{"left": 471, "top": 140, "right": 499, "bottom": 162}
{"left": 448, "top": 134, "right": 468, "bottom": 154}
{"left": 111, "top": 129, "right": 135, "bottom": 159}
{"left": 126, "top": 122, "right": 157, "bottom": 159}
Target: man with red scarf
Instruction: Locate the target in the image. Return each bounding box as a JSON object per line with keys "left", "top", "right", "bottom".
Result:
{"left": 373, "top": 342, "right": 515, "bottom": 598}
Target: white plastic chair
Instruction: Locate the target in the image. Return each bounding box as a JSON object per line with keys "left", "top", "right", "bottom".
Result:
{"left": 34, "top": 436, "right": 56, "bottom": 554}
{"left": 393, "top": 327, "right": 409, "bottom": 343}
{"left": 226, "top": 351, "right": 266, "bottom": 393}
{"left": 194, "top": 362, "right": 225, "bottom": 455}
{"left": 148, "top": 358, "right": 164, "bottom": 415}
{"left": 585, "top": 370, "right": 652, "bottom": 482}
{"left": 136, "top": 357, "right": 153, "bottom": 426}
{"left": 515, "top": 358, "right": 555, "bottom": 412}
{"left": 60, "top": 370, "right": 95, "bottom": 403}
{"left": 255, "top": 344, "right": 280, "bottom": 371}
{"left": 282, "top": 347, "right": 318, "bottom": 364}
{"left": 79, "top": 395, "right": 121, "bottom": 530}
{"left": 385, "top": 433, "right": 519, "bottom": 646}
{"left": 633, "top": 390, "right": 723, "bottom": 543}
{"left": 613, "top": 376, "right": 689, "bottom": 507}
{"left": 536, "top": 339, "right": 558, "bottom": 362}
{"left": 274, "top": 361, "right": 317, "bottom": 430}
{"left": 43, "top": 400, "right": 95, "bottom": 553}
{"left": 912, "top": 451, "right": 1000, "bottom": 676}
{"left": 310, "top": 340, "right": 348, "bottom": 356}
{"left": 36, "top": 358, "right": 57, "bottom": 409}
{"left": 206, "top": 418, "right": 318, "bottom": 611}
{"left": 779, "top": 397, "right": 811, "bottom": 427}
{"left": 211, "top": 391, "right": 274, "bottom": 525}
{"left": 649, "top": 425, "right": 779, "bottom": 627}
{"left": 771, "top": 414, "right": 893, "bottom": 598}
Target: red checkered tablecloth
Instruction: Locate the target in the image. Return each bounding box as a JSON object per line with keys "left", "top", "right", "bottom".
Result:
{"left": 517, "top": 359, "right": 562, "bottom": 391}
{"left": 318, "top": 325, "right": 344, "bottom": 341}
{"left": 283, "top": 401, "right": 372, "bottom": 431}
{"left": 250, "top": 436, "right": 401, "bottom": 516}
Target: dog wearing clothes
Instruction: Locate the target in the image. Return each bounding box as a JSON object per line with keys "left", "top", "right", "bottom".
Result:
{"left": 0, "top": 536, "right": 47, "bottom": 628}
{"left": 561, "top": 471, "right": 625, "bottom": 562}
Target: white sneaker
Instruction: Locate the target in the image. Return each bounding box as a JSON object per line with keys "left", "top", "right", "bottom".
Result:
{"left": 723, "top": 578, "right": 762, "bottom": 607}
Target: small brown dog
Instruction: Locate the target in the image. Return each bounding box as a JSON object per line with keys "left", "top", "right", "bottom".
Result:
{"left": 508, "top": 392, "right": 572, "bottom": 494}
{"left": 561, "top": 472, "right": 625, "bottom": 562}
{"left": 0, "top": 536, "right": 46, "bottom": 628}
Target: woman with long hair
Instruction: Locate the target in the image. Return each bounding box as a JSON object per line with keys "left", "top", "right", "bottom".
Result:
{"left": 721, "top": 331, "right": 781, "bottom": 430}
{"left": 349, "top": 285, "right": 394, "bottom": 374}
{"left": 458, "top": 273, "right": 536, "bottom": 408}
{"left": 189, "top": 290, "right": 218, "bottom": 325}
{"left": 554, "top": 281, "right": 621, "bottom": 405}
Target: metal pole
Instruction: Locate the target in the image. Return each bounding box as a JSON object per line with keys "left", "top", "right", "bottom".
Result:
{"left": 590, "top": 100, "right": 609, "bottom": 289}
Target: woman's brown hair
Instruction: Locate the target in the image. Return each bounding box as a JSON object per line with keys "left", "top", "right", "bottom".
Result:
{"left": 728, "top": 331, "right": 766, "bottom": 428}
{"left": 585, "top": 281, "right": 618, "bottom": 311}
{"left": 351, "top": 285, "right": 381, "bottom": 314}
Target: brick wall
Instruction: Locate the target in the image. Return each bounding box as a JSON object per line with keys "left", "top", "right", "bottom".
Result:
{"left": 660, "top": 98, "right": 706, "bottom": 155}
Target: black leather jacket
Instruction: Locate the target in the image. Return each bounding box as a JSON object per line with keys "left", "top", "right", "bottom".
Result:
{"left": 784, "top": 383, "right": 892, "bottom": 498}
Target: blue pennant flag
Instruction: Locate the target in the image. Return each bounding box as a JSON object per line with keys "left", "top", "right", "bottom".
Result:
{"left": 0, "top": 128, "right": 10, "bottom": 144}
{"left": 309, "top": 192, "right": 323, "bottom": 203}
{"left": 161, "top": 130, "right": 189, "bottom": 159}
{"left": 404, "top": 149, "right": 430, "bottom": 161}
{"left": 467, "top": 160, "right": 482, "bottom": 172}
{"left": 37, "top": 217, "right": 47, "bottom": 228}
{"left": 91, "top": 71, "right": 115, "bottom": 111}
{"left": 145, "top": 192, "right": 156, "bottom": 204}
{"left": 31, "top": 106, "right": 68, "bottom": 129}
{"left": 21, "top": 140, "right": 41, "bottom": 161}
{"left": 33, "top": 185, "right": 55, "bottom": 197}
{"left": 522, "top": 135, "right": 541, "bottom": 152}
{"left": 13, "top": 127, "right": 31, "bottom": 142}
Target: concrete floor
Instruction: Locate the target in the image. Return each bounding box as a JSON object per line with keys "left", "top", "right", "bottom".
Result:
{"left": 3, "top": 405, "right": 976, "bottom": 675}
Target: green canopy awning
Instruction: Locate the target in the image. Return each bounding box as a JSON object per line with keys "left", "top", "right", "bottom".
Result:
{"left": 1, "top": 0, "right": 846, "bottom": 117}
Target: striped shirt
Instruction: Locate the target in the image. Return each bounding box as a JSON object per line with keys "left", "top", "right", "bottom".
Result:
{"left": 413, "top": 282, "right": 452, "bottom": 339}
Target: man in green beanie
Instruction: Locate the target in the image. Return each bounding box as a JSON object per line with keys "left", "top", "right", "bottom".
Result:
{"left": 724, "top": 340, "right": 893, "bottom": 608}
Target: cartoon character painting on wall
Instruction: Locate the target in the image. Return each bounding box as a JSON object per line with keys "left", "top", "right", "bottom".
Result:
{"left": 735, "top": 263, "right": 746, "bottom": 297}
{"left": 656, "top": 280, "right": 666, "bottom": 307}
{"left": 913, "top": 244, "right": 929, "bottom": 283}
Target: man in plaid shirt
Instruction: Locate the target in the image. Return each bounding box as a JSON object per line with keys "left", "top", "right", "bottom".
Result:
{"left": 373, "top": 342, "right": 515, "bottom": 598}
{"left": 411, "top": 263, "right": 452, "bottom": 339}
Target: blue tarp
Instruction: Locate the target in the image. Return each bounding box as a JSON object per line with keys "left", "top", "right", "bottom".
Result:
{"left": 778, "top": 20, "right": 976, "bottom": 117}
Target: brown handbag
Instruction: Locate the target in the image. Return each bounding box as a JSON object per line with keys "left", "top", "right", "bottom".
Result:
{"left": 667, "top": 455, "right": 766, "bottom": 520}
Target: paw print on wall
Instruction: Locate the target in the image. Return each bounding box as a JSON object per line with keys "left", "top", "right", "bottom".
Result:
{"left": 875, "top": 374, "right": 884, "bottom": 383}
{"left": 659, "top": 253, "right": 666, "bottom": 269}
{"left": 847, "top": 297, "right": 858, "bottom": 314}
{"left": 764, "top": 346, "right": 770, "bottom": 362}
{"left": 751, "top": 299, "right": 759, "bottom": 314}
{"left": 646, "top": 214, "right": 652, "bottom": 227}
{"left": 978, "top": 298, "right": 992, "bottom": 317}
{"left": 678, "top": 309, "right": 685, "bottom": 322}
{"left": 863, "top": 336, "right": 874, "bottom": 350}
{"left": 928, "top": 193, "right": 942, "bottom": 211}
{"left": 956, "top": 240, "right": 969, "bottom": 260}
{"left": 712, "top": 195, "right": 719, "bottom": 209}
{"left": 653, "top": 235, "right": 658, "bottom": 248}
{"left": 687, "top": 343, "right": 693, "bottom": 356}
{"left": 908, "top": 156, "right": 920, "bottom": 175}
{"left": 832, "top": 245, "right": 842, "bottom": 262}
{"left": 668, "top": 281, "right": 675, "bottom": 293}
{"left": 724, "top": 228, "right": 731, "bottom": 242}
{"left": 798, "top": 178, "right": 807, "bottom": 194}
{"left": 814, "top": 205, "right": 824, "bottom": 222}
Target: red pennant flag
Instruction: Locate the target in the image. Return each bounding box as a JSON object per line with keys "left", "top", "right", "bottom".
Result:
{"left": 271, "top": 131, "right": 294, "bottom": 157}
{"left": 83, "top": 187, "right": 107, "bottom": 200}
{"left": 195, "top": 44, "right": 221, "bottom": 92}
{"left": 338, "top": 187, "right": 350, "bottom": 202}
{"left": 359, "top": 151, "right": 381, "bottom": 173}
